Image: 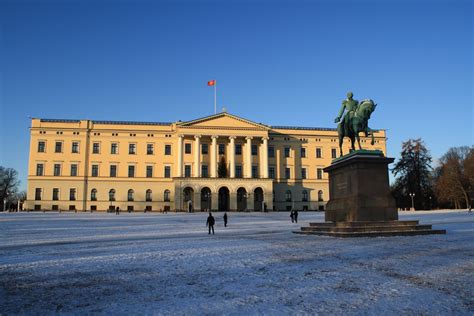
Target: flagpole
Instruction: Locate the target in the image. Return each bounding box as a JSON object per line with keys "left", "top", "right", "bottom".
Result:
{"left": 214, "top": 81, "right": 217, "bottom": 114}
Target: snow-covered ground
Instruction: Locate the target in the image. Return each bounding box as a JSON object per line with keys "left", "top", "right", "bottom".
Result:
{"left": 1, "top": 210, "right": 473, "bottom": 315}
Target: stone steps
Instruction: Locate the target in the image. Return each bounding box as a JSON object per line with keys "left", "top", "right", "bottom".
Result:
{"left": 295, "top": 220, "right": 446, "bottom": 237}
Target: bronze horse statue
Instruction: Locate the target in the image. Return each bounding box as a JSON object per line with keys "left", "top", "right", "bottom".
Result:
{"left": 337, "top": 99, "right": 377, "bottom": 156}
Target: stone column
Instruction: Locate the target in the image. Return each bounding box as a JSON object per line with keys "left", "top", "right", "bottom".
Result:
{"left": 261, "top": 137, "right": 269, "bottom": 178}
{"left": 245, "top": 136, "right": 253, "bottom": 178}
{"left": 193, "top": 191, "right": 201, "bottom": 211}
{"left": 194, "top": 135, "right": 201, "bottom": 177}
{"left": 210, "top": 136, "right": 219, "bottom": 178}
{"left": 229, "top": 136, "right": 236, "bottom": 178}
{"left": 176, "top": 135, "right": 184, "bottom": 177}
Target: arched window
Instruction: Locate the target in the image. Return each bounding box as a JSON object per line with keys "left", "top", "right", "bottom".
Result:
{"left": 318, "top": 190, "right": 324, "bottom": 202}
{"left": 109, "top": 189, "right": 115, "bottom": 201}
{"left": 164, "top": 189, "right": 170, "bottom": 202}
{"left": 91, "top": 189, "right": 97, "bottom": 201}
{"left": 302, "top": 190, "right": 308, "bottom": 202}
{"left": 285, "top": 190, "right": 292, "bottom": 202}
{"left": 146, "top": 189, "right": 152, "bottom": 202}
{"left": 128, "top": 189, "right": 134, "bottom": 202}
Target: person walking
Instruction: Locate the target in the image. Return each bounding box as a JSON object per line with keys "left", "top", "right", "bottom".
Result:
{"left": 294, "top": 210, "right": 299, "bottom": 223}
{"left": 223, "top": 212, "right": 228, "bottom": 227}
{"left": 115, "top": 206, "right": 120, "bottom": 215}
{"left": 290, "top": 210, "right": 294, "bottom": 223}
{"left": 206, "top": 212, "right": 215, "bottom": 235}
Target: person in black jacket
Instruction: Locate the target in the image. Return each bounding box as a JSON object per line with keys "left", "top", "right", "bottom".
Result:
{"left": 294, "top": 210, "right": 299, "bottom": 223}
{"left": 206, "top": 212, "right": 215, "bottom": 235}
{"left": 223, "top": 212, "right": 228, "bottom": 227}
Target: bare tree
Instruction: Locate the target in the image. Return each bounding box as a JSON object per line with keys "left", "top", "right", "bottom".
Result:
{"left": 434, "top": 147, "right": 473, "bottom": 209}
{"left": 0, "top": 166, "right": 21, "bottom": 211}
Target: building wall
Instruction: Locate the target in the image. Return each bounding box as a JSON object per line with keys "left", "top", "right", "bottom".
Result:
{"left": 25, "top": 114, "right": 387, "bottom": 211}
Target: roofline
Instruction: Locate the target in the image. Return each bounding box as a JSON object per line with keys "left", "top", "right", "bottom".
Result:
{"left": 38, "top": 118, "right": 172, "bottom": 126}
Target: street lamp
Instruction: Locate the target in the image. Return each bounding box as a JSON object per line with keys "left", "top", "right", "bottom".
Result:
{"left": 429, "top": 196, "right": 432, "bottom": 210}
{"left": 409, "top": 193, "right": 415, "bottom": 211}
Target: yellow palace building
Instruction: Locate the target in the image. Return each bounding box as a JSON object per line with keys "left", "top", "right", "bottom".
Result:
{"left": 25, "top": 112, "right": 387, "bottom": 212}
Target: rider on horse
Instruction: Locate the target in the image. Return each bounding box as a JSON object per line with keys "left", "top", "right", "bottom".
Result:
{"left": 334, "top": 91, "right": 359, "bottom": 129}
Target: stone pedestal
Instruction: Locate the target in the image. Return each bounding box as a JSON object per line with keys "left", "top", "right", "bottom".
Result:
{"left": 323, "top": 150, "right": 397, "bottom": 222}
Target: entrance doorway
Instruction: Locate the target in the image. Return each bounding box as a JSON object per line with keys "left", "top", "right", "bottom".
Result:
{"left": 183, "top": 187, "right": 194, "bottom": 212}
{"left": 201, "top": 187, "right": 211, "bottom": 211}
{"left": 218, "top": 187, "right": 230, "bottom": 212}
{"left": 237, "top": 187, "right": 247, "bottom": 211}
{"left": 254, "top": 187, "right": 264, "bottom": 211}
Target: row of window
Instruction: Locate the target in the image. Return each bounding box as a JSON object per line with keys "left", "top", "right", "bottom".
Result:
{"left": 36, "top": 163, "right": 326, "bottom": 179}
{"left": 34, "top": 188, "right": 324, "bottom": 202}
{"left": 37, "top": 141, "right": 346, "bottom": 159}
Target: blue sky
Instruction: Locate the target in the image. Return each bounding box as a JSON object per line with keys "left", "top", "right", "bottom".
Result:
{"left": 1, "top": 0, "right": 472, "bottom": 190}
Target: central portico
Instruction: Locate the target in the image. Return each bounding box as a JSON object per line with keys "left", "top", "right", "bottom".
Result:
{"left": 173, "top": 112, "right": 272, "bottom": 211}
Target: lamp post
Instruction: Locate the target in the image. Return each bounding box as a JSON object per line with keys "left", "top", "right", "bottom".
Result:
{"left": 409, "top": 193, "right": 415, "bottom": 211}
{"left": 429, "top": 196, "right": 432, "bottom": 210}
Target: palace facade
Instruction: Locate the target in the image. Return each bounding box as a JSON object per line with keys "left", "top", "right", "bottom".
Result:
{"left": 25, "top": 112, "right": 387, "bottom": 212}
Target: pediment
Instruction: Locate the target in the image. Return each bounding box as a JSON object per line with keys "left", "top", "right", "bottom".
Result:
{"left": 179, "top": 113, "right": 269, "bottom": 130}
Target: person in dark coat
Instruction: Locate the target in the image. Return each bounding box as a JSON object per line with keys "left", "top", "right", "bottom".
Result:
{"left": 223, "top": 212, "right": 228, "bottom": 227}
{"left": 206, "top": 212, "right": 215, "bottom": 235}
{"left": 290, "top": 210, "right": 294, "bottom": 223}
{"left": 115, "top": 206, "right": 120, "bottom": 215}
{"left": 294, "top": 210, "right": 299, "bottom": 223}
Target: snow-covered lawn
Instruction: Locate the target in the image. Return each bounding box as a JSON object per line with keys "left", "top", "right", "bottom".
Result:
{"left": 1, "top": 210, "right": 473, "bottom": 314}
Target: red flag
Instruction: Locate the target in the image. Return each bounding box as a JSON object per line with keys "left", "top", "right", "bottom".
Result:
{"left": 207, "top": 80, "right": 216, "bottom": 86}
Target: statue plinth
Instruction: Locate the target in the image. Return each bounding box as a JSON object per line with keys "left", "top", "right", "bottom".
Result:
{"left": 323, "top": 150, "right": 398, "bottom": 222}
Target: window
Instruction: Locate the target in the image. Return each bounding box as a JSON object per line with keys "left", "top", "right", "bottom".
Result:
{"left": 252, "top": 166, "right": 258, "bottom": 178}
{"left": 235, "top": 144, "right": 242, "bottom": 155}
{"left": 109, "top": 189, "right": 116, "bottom": 201}
{"left": 268, "top": 146, "right": 275, "bottom": 158}
{"left": 55, "top": 142, "right": 62, "bottom": 153}
{"left": 52, "top": 188, "right": 59, "bottom": 201}
{"left": 251, "top": 144, "right": 258, "bottom": 156}
{"left": 35, "top": 188, "right": 42, "bottom": 200}
{"left": 302, "top": 190, "right": 308, "bottom": 202}
{"left": 219, "top": 144, "right": 225, "bottom": 155}
{"left": 318, "top": 190, "right": 324, "bottom": 202}
{"left": 70, "top": 164, "right": 78, "bottom": 176}
{"left": 184, "top": 165, "right": 191, "bottom": 177}
{"left": 147, "top": 144, "right": 154, "bottom": 155}
{"left": 301, "top": 168, "right": 307, "bottom": 179}
{"left": 317, "top": 168, "right": 323, "bottom": 180}
{"left": 92, "top": 142, "right": 100, "bottom": 154}
{"left": 185, "top": 143, "right": 192, "bottom": 154}
{"left": 129, "top": 143, "right": 136, "bottom": 155}
{"left": 300, "top": 147, "right": 306, "bottom": 158}
{"left": 111, "top": 143, "right": 118, "bottom": 154}
{"left": 331, "top": 148, "right": 337, "bottom": 159}
{"left": 201, "top": 165, "right": 208, "bottom": 178}
{"left": 91, "top": 189, "right": 97, "bottom": 201}
{"left": 72, "top": 142, "right": 79, "bottom": 153}
{"left": 285, "top": 190, "right": 292, "bottom": 202}
{"left": 164, "top": 166, "right": 171, "bottom": 178}
{"left": 69, "top": 188, "right": 76, "bottom": 201}
{"left": 91, "top": 165, "right": 99, "bottom": 177}
{"left": 235, "top": 165, "right": 242, "bottom": 178}
{"left": 165, "top": 144, "right": 171, "bottom": 155}
{"left": 110, "top": 165, "right": 117, "bottom": 177}
{"left": 146, "top": 166, "right": 153, "bottom": 178}
{"left": 38, "top": 141, "right": 46, "bottom": 153}
{"left": 284, "top": 147, "right": 290, "bottom": 158}
{"left": 202, "top": 144, "right": 208, "bottom": 155}
{"left": 128, "top": 165, "right": 135, "bottom": 178}
{"left": 164, "top": 190, "right": 170, "bottom": 202}
{"left": 54, "top": 164, "right": 61, "bottom": 176}
{"left": 316, "top": 148, "right": 322, "bottom": 158}
{"left": 146, "top": 189, "right": 152, "bottom": 202}
{"left": 36, "top": 163, "right": 44, "bottom": 176}
{"left": 285, "top": 167, "right": 291, "bottom": 179}
{"left": 269, "top": 167, "right": 275, "bottom": 179}
{"left": 128, "top": 189, "right": 134, "bottom": 201}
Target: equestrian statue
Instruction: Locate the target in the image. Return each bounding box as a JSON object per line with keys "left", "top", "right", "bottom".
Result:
{"left": 334, "top": 92, "right": 377, "bottom": 156}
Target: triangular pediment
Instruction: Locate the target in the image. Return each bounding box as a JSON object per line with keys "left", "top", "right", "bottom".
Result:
{"left": 179, "top": 112, "right": 269, "bottom": 130}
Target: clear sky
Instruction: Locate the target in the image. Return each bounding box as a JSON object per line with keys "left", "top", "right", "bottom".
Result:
{"left": 1, "top": 0, "right": 472, "bottom": 190}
